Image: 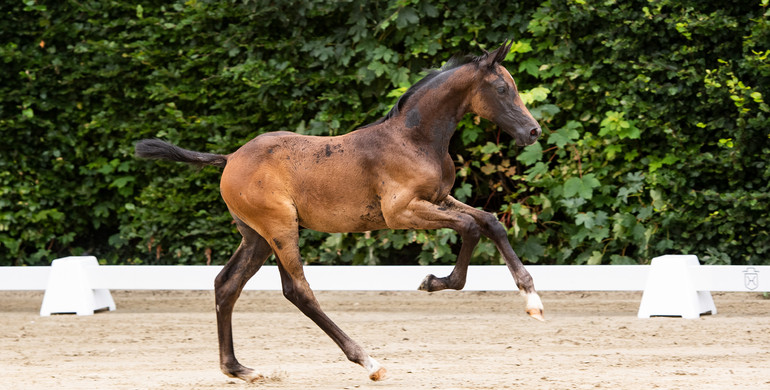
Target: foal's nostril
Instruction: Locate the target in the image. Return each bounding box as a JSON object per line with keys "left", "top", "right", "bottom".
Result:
{"left": 530, "top": 128, "right": 541, "bottom": 138}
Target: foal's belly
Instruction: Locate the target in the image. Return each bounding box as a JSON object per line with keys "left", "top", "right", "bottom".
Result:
{"left": 291, "top": 172, "right": 388, "bottom": 233}
{"left": 296, "top": 200, "right": 388, "bottom": 233}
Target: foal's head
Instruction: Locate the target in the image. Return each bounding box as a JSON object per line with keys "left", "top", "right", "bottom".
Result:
{"left": 468, "top": 41, "right": 542, "bottom": 146}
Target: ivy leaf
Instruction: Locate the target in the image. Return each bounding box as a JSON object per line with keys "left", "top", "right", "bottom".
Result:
{"left": 648, "top": 153, "right": 680, "bottom": 172}
{"left": 511, "top": 40, "right": 533, "bottom": 54}
{"left": 367, "top": 61, "right": 388, "bottom": 77}
{"left": 610, "top": 255, "right": 637, "bottom": 265}
{"left": 563, "top": 174, "right": 601, "bottom": 199}
{"left": 389, "top": 67, "right": 410, "bottom": 86}
{"left": 586, "top": 251, "right": 603, "bottom": 265}
{"left": 480, "top": 142, "right": 501, "bottom": 154}
{"left": 575, "top": 212, "right": 596, "bottom": 228}
{"left": 421, "top": 3, "right": 439, "bottom": 18}
{"left": 547, "top": 131, "right": 570, "bottom": 149}
{"left": 529, "top": 103, "right": 561, "bottom": 121}
{"left": 516, "top": 142, "right": 542, "bottom": 165}
{"left": 547, "top": 120, "right": 581, "bottom": 148}
{"left": 518, "top": 58, "right": 541, "bottom": 78}
{"left": 453, "top": 182, "right": 472, "bottom": 202}
{"left": 395, "top": 7, "right": 420, "bottom": 28}
{"left": 588, "top": 226, "right": 610, "bottom": 242}
{"left": 514, "top": 236, "right": 545, "bottom": 263}
{"left": 525, "top": 161, "right": 548, "bottom": 181}
{"left": 480, "top": 163, "right": 497, "bottom": 175}
{"left": 617, "top": 186, "right": 635, "bottom": 204}
{"left": 604, "top": 144, "right": 622, "bottom": 160}
{"left": 461, "top": 126, "right": 482, "bottom": 145}
{"left": 110, "top": 176, "right": 135, "bottom": 189}
{"left": 563, "top": 177, "right": 582, "bottom": 198}
{"left": 520, "top": 86, "right": 550, "bottom": 105}
{"left": 599, "top": 111, "right": 639, "bottom": 139}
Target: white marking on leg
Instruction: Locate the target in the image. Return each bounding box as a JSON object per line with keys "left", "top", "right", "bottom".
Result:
{"left": 364, "top": 356, "right": 380, "bottom": 374}
{"left": 363, "top": 356, "right": 386, "bottom": 381}
{"left": 525, "top": 292, "right": 543, "bottom": 311}
{"left": 522, "top": 291, "right": 545, "bottom": 321}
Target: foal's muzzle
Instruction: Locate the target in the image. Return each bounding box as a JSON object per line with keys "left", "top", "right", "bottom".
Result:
{"left": 518, "top": 125, "right": 541, "bottom": 146}
{"left": 505, "top": 122, "right": 542, "bottom": 146}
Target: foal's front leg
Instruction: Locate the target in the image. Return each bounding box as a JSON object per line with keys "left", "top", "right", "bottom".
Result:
{"left": 416, "top": 200, "right": 480, "bottom": 292}
{"left": 397, "top": 197, "right": 544, "bottom": 321}
{"left": 384, "top": 198, "right": 482, "bottom": 293}
{"left": 445, "top": 196, "right": 544, "bottom": 320}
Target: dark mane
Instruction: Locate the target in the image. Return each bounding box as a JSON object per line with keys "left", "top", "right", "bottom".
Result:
{"left": 360, "top": 54, "right": 482, "bottom": 129}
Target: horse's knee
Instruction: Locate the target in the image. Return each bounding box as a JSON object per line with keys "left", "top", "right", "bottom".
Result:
{"left": 458, "top": 216, "right": 481, "bottom": 242}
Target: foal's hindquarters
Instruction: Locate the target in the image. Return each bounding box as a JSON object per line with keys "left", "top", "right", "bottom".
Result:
{"left": 214, "top": 134, "right": 388, "bottom": 382}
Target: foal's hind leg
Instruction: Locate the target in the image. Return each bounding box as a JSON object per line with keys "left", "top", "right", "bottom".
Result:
{"left": 270, "top": 231, "right": 386, "bottom": 381}
{"left": 215, "top": 219, "right": 273, "bottom": 382}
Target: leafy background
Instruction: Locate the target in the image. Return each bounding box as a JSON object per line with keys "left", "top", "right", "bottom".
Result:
{"left": 1, "top": 0, "right": 768, "bottom": 267}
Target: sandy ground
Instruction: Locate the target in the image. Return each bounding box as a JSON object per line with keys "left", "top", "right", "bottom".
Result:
{"left": 1, "top": 289, "right": 769, "bottom": 390}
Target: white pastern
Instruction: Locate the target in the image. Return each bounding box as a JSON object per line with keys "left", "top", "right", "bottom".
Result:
{"left": 525, "top": 292, "right": 544, "bottom": 311}
{"left": 363, "top": 356, "right": 386, "bottom": 381}
{"left": 364, "top": 356, "right": 381, "bottom": 374}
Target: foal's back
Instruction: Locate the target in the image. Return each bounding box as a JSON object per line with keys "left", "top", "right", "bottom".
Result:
{"left": 220, "top": 127, "right": 397, "bottom": 235}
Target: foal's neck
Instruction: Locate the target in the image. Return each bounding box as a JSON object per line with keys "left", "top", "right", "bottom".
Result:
{"left": 401, "top": 66, "right": 474, "bottom": 155}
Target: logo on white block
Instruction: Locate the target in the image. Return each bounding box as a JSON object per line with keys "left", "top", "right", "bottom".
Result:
{"left": 743, "top": 267, "right": 759, "bottom": 291}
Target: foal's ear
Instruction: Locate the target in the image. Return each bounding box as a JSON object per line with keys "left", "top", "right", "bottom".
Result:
{"left": 479, "top": 40, "right": 513, "bottom": 69}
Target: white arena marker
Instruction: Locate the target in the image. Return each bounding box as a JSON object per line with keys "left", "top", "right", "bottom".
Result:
{"left": 39, "top": 256, "right": 115, "bottom": 316}
{"left": 637, "top": 255, "right": 716, "bottom": 319}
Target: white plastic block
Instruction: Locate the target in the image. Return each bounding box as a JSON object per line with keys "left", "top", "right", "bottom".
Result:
{"left": 637, "top": 255, "right": 716, "bottom": 319}
{"left": 39, "top": 256, "right": 115, "bottom": 316}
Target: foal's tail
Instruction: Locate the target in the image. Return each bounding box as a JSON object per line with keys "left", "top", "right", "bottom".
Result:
{"left": 135, "top": 139, "right": 228, "bottom": 168}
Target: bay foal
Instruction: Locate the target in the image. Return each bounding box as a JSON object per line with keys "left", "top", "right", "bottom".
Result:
{"left": 135, "top": 41, "right": 544, "bottom": 383}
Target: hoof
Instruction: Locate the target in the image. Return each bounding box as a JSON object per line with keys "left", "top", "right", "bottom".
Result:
{"left": 223, "top": 364, "right": 264, "bottom": 383}
{"left": 244, "top": 372, "right": 265, "bottom": 383}
{"left": 418, "top": 274, "right": 436, "bottom": 292}
{"left": 527, "top": 308, "right": 545, "bottom": 322}
{"left": 369, "top": 367, "right": 387, "bottom": 381}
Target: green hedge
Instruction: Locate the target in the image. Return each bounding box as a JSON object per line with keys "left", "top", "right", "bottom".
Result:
{"left": 1, "top": 0, "right": 768, "bottom": 266}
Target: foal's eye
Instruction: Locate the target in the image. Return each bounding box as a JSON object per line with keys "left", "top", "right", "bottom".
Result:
{"left": 496, "top": 86, "right": 506, "bottom": 94}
